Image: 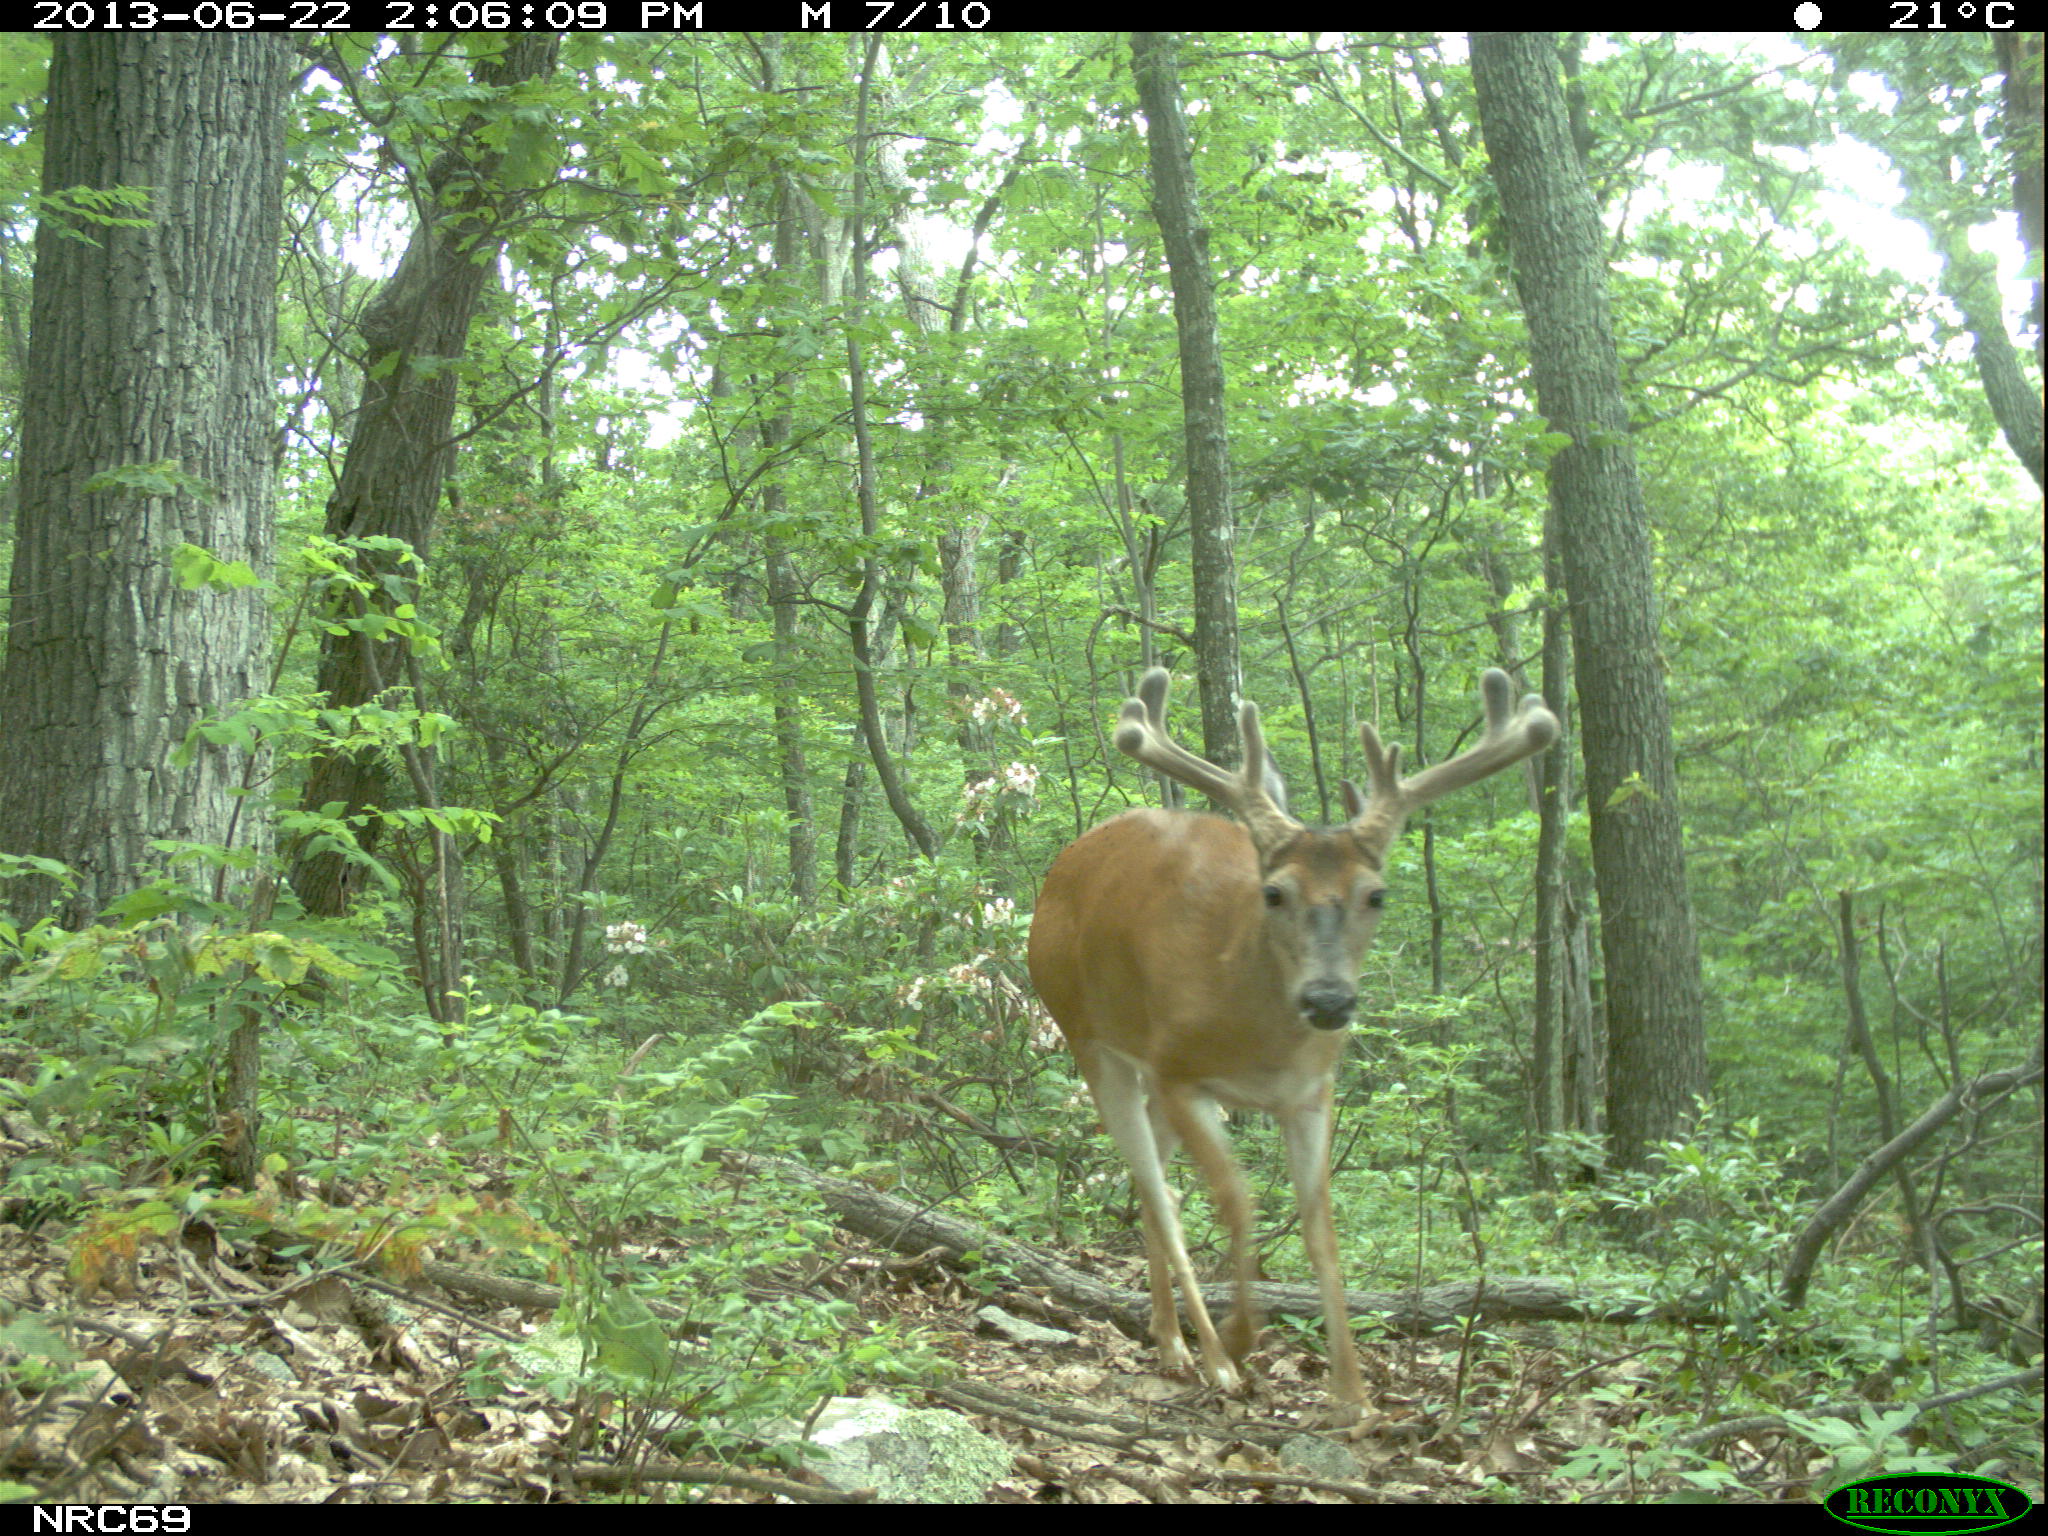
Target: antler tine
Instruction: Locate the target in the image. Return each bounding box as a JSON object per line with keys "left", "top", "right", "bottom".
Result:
{"left": 1234, "top": 696, "right": 1302, "bottom": 851}
{"left": 1115, "top": 669, "right": 1303, "bottom": 850}
{"left": 1353, "top": 669, "right": 1558, "bottom": 836}
{"left": 1337, "top": 778, "right": 1366, "bottom": 821}
{"left": 1115, "top": 668, "right": 1240, "bottom": 806}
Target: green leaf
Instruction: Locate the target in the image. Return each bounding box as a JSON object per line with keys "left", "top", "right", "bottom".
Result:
{"left": 170, "top": 543, "right": 262, "bottom": 592}
{"left": 589, "top": 1287, "right": 673, "bottom": 1383}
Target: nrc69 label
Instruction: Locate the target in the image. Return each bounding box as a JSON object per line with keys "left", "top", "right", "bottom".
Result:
{"left": 32, "top": 1510, "right": 192, "bottom": 1534}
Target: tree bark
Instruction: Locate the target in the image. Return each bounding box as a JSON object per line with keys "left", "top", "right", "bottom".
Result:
{"left": 1533, "top": 514, "right": 1600, "bottom": 1151}
{"left": 843, "top": 41, "right": 939, "bottom": 861}
{"left": 722, "top": 1149, "right": 1705, "bottom": 1340}
{"left": 289, "top": 36, "right": 559, "bottom": 917}
{"left": 766, "top": 534, "right": 819, "bottom": 904}
{"left": 1131, "top": 32, "right": 1244, "bottom": 769}
{"left": 1995, "top": 34, "right": 2043, "bottom": 369}
{"left": 1471, "top": 32, "right": 1708, "bottom": 1171}
{"left": 0, "top": 36, "right": 289, "bottom": 927}
{"left": 1782, "top": 1049, "right": 2043, "bottom": 1308}
{"left": 1944, "top": 241, "right": 2044, "bottom": 489}
{"left": 738, "top": 43, "right": 822, "bottom": 908}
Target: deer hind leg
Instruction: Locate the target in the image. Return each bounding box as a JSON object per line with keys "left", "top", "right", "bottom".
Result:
{"left": 1134, "top": 1082, "right": 1190, "bottom": 1372}
{"left": 1082, "top": 1049, "right": 1240, "bottom": 1390}
{"left": 1157, "top": 1084, "right": 1262, "bottom": 1374}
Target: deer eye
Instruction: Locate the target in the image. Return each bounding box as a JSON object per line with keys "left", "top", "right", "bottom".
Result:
{"left": 1262, "top": 884, "right": 1285, "bottom": 909}
{"left": 1366, "top": 890, "right": 1386, "bottom": 909}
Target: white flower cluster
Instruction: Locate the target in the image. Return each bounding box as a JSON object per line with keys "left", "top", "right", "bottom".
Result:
{"left": 604, "top": 921, "right": 650, "bottom": 955}
{"left": 896, "top": 952, "right": 1037, "bottom": 1017}
{"left": 956, "top": 896, "right": 1019, "bottom": 929}
{"left": 956, "top": 761, "right": 1040, "bottom": 825}
{"left": 897, "top": 959, "right": 1001, "bottom": 1010}
{"left": 967, "top": 688, "right": 1027, "bottom": 726}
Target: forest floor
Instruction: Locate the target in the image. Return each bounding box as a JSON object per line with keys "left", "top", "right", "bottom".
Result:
{"left": 0, "top": 1121, "right": 1819, "bottom": 1504}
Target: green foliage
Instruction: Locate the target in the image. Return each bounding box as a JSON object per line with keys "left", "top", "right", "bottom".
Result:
{"left": 0, "top": 1305, "right": 88, "bottom": 1445}
{"left": 32, "top": 181, "right": 152, "bottom": 243}
{"left": 1782, "top": 1404, "right": 1958, "bottom": 1483}
{"left": 170, "top": 541, "right": 265, "bottom": 592}
{"left": 0, "top": 30, "right": 2037, "bottom": 1495}
{"left": 0, "top": 858, "right": 949, "bottom": 1449}
{"left": 81, "top": 461, "right": 222, "bottom": 502}
{"left": 1605, "top": 1110, "right": 1801, "bottom": 1325}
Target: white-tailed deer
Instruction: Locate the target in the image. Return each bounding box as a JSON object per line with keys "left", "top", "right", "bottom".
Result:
{"left": 1028, "top": 666, "right": 1557, "bottom": 1407}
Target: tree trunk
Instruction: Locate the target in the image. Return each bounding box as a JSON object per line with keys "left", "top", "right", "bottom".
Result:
{"left": 1941, "top": 239, "right": 2044, "bottom": 490}
{"left": 1131, "top": 32, "right": 1244, "bottom": 769}
{"left": 767, "top": 534, "right": 820, "bottom": 905}
{"left": 1533, "top": 517, "right": 1600, "bottom": 1153}
{"left": 748, "top": 46, "right": 821, "bottom": 909}
{"left": 1471, "top": 32, "right": 1707, "bottom": 1172}
{"left": 1472, "top": 534, "right": 1599, "bottom": 1156}
{"left": 1995, "top": 34, "right": 2042, "bottom": 370}
{"left": 835, "top": 752, "right": 866, "bottom": 888}
{"left": 0, "top": 37, "right": 289, "bottom": 927}
{"left": 844, "top": 41, "right": 939, "bottom": 861}
{"left": 289, "top": 36, "right": 560, "bottom": 918}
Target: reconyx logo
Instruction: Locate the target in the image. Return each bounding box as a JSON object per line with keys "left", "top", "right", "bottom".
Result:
{"left": 1824, "top": 1473, "right": 2033, "bottom": 1534}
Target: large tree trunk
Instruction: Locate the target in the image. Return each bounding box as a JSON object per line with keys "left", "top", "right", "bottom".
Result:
{"left": 1934, "top": 236, "right": 2043, "bottom": 490}
{"left": 0, "top": 37, "right": 289, "bottom": 928}
{"left": 1994, "top": 35, "right": 2042, "bottom": 371}
{"left": 1131, "top": 32, "right": 1244, "bottom": 769}
{"left": 1471, "top": 33, "right": 1707, "bottom": 1172}
{"left": 289, "top": 36, "right": 559, "bottom": 919}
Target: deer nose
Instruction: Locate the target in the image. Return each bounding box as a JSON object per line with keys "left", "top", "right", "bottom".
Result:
{"left": 1298, "top": 981, "right": 1355, "bottom": 1030}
